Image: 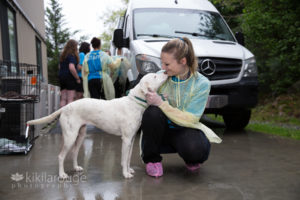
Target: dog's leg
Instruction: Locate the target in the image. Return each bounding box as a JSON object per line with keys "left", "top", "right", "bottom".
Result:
{"left": 127, "top": 136, "right": 135, "bottom": 174}
{"left": 121, "top": 137, "right": 133, "bottom": 178}
{"left": 58, "top": 131, "right": 78, "bottom": 179}
{"left": 71, "top": 125, "right": 86, "bottom": 172}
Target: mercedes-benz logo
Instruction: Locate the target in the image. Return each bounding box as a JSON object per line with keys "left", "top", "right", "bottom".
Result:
{"left": 200, "top": 59, "right": 216, "bottom": 76}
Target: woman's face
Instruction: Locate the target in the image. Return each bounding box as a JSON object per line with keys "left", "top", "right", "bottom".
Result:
{"left": 161, "top": 52, "right": 187, "bottom": 77}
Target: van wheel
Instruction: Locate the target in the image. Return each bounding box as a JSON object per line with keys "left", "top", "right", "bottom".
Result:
{"left": 222, "top": 109, "right": 251, "bottom": 131}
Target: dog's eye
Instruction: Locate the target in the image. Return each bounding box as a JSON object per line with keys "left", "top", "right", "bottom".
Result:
{"left": 154, "top": 75, "right": 157, "bottom": 79}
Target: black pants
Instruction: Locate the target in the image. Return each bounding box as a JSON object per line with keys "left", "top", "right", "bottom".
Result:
{"left": 114, "top": 77, "right": 123, "bottom": 98}
{"left": 141, "top": 106, "right": 211, "bottom": 164}
{"left": 88, "top": 78, "right": 105, "bottom": 99}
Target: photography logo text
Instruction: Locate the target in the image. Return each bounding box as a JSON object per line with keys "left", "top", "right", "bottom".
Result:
{"left": 11, "top": 173, "right": 24, "bottom": 182}
{"left": 10, "top": 172, "right": 87, "bottom": 189}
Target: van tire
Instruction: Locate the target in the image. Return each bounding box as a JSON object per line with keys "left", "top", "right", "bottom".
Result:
{"left": 222, "top": 109, "right": 251, "bottom": 131}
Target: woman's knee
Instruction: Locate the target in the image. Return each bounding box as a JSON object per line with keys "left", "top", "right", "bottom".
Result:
{"left": 141, "top": 106, "right": 167, "bottom": 133}
{"left": 183, "top": 144, "right": 210, "bottom": 163}
{"left": 143, "top": 106, "right": 165, "bottom": 121}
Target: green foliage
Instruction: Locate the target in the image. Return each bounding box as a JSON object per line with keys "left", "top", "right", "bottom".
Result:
{"left": 212, "top": 0, "right": 300, "bottom": 96}
{"left": 247, "top": 123, "right": 300, "bottom": 140}
{"left": 211, "top": 0, "right": 244, "bottom": 32}
{"left": 78, "top": 35, "right": 89, "bottom": 45}
{"left": 100, "top": 2, "right": 127, "bottom": 50}
{"left": 242, "top": 0, "right": 300, "bottom": 95}
{"left": 45, "top": 0, "right": 72, "bottom": 85}
{"left": 100, "top": 31, "right": 114, "bottom": 51}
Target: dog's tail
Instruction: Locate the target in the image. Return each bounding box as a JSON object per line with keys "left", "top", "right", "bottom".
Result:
{"left": 27, "top": 108, "right": 62, "bottom": 125}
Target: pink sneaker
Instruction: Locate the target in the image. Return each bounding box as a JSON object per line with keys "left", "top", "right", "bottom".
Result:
{"left": 186, "top": 163, "right": 201, "bottom": 171}
{"left": 146, "top": 162, "right": 163, "bottom": 177}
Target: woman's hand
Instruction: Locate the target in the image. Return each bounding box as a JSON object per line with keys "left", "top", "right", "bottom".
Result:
{"left": 145, "top": 89, "right": 163, "bottom": 106}
{"left": 69, "top": 63, "right": 81, "bottom": 83}
{"left": 77, "top": 64, "right": 82, "bottom": 71}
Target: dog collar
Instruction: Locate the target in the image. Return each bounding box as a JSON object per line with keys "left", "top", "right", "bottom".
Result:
{"left": 134, "top": 94, "right": 165, "bottom": 107}
{"left": 134, "top": 96, "right": 147, "bottom": 103}
{"left": 134, "top": 96, "right": 147, "bottom": 108}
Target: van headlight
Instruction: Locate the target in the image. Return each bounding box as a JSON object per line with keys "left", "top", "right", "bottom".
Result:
{"left": 136, "top": 54, "right": 161, "bottom": 75}
{"left": 243, "top": 57, "right": 257, "bottom": 77}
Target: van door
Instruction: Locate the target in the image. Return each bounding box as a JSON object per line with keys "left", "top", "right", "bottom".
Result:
{"left": 122, "top": 12, "right": 138, "bottom": 83}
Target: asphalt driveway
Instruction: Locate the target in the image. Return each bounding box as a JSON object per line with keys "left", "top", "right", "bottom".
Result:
{"left": 0, "top": 123, "right": 299, "bottom": 200}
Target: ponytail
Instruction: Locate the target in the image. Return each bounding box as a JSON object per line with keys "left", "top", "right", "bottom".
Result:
{"left": 161, "top": 37, "right": 198, "bottom": 74}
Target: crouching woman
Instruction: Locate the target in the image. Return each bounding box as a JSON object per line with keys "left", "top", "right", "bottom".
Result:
{"left": 140, "top": 37, "right": 222, "bottom": 178}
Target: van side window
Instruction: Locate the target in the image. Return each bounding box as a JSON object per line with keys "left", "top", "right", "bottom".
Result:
{"left": 124, "top": 15, "right": 130, "bottom": 38}
{"left": 117, "top": 15, "right": 125, "bottom": 29}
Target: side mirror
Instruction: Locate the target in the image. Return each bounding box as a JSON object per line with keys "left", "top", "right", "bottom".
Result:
{"left": 113, "top": 29, "right": 124, "bottom": 48}
{"left": 235, "top": 32, "right": 245, "bottom": 46}
{"left": 113, "top": 29, "right": 130, "bottom": 48}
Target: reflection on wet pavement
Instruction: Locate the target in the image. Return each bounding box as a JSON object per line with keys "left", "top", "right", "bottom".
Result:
{"left": 0, "top": 125, "right": 300, "bottom": 200}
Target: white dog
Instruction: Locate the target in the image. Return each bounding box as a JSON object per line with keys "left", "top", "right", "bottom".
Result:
{"left": 27, "top": 73, "right": 168, "bottom": 179}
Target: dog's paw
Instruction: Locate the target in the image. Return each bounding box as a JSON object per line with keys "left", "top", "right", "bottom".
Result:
{"left": 123, "top": 171, "right": 134, "bottom": 179}
{"left": 74, "top": 166, "right": 84, "bottom": 172}
{"left": 59, "top": 172, "right": 69, "bottom": 180}
{"left": 129, "top": 167, "right": 135, "bottom": 174}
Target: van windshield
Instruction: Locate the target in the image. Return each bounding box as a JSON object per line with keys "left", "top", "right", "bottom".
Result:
{"left": 133, "top": 8, "right": 235, "bottom": 42}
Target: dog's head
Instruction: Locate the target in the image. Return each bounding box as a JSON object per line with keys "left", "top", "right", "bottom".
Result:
{"left": 137, "top": 72, "right": 168, "bottom": 95}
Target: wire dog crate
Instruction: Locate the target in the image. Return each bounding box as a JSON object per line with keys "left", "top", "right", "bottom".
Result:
{"left": 0, "top": 101, "right": 35, "bottom": 154}
{"left": 0, "top": 60, "right": 40, "bottom": 102}
{"left": 0, "top": 60, "right": 40, "bottom": 154}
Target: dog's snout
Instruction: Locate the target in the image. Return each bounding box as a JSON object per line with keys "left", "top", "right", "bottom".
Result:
{"left": 160, "top": 73, "right": 168, "bottom": 80}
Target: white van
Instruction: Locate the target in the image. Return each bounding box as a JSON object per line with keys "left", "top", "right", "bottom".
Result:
{"left": 111, "top": 0, "right": 258, "bottom": 130}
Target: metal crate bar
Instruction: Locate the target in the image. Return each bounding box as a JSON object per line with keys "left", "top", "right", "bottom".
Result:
{"left": 0, "top": 60, "right": 41, "bottom": 102}
{"left": 0, "top": 101, "right": 35, "bottom": 154}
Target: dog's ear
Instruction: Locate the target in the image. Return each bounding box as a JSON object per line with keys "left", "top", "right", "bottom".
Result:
{"left": 140, "top": 81, "right": 150, "bottom": 95}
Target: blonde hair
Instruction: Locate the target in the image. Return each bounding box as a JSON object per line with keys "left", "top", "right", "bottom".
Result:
{"left": 161, "top": 37, "right": 198, "bottom": 73}
{"left": 60, "top": 39, "right": 79, "bottom": 63}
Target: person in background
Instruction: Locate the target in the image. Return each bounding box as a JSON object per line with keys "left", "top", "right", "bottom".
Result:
{"left": 140, "top": 37, "right": 222, "bottom": 178}
{"left": 112, "top": 48, "right": 123, "bottom": 98}
{"left": 111, "top": 48, "right": 131, "bottom": 97}
{"left": 105, "top": 50, "right": 111, "bottom": 56}
{"left": 76, "top": 42, "right": 90, "bottom": 99}
{"left": 58, "top": 39, "right": 80, "bottom": 107}
{"left": 82, "top": 37, "right": 121, "bottom": 99}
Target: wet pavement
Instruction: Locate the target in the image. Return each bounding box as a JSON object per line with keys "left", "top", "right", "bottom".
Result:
{"left": 0, "top": 123, "right": 300, "bottom": 200}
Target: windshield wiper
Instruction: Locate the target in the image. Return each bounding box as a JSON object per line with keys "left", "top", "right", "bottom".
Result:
{"left": 137, "top": 33, "right": 178, "bottom": 39}
{"left": 175, "top": 30, "right": 226, "bottom": 41}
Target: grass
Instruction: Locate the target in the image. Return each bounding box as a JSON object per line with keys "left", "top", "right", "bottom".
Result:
{"left": 206, "top": 92, "right": 300, "bottom": 140}
{"left": 246, "top": 122, "right": 300, "bottom": 140}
